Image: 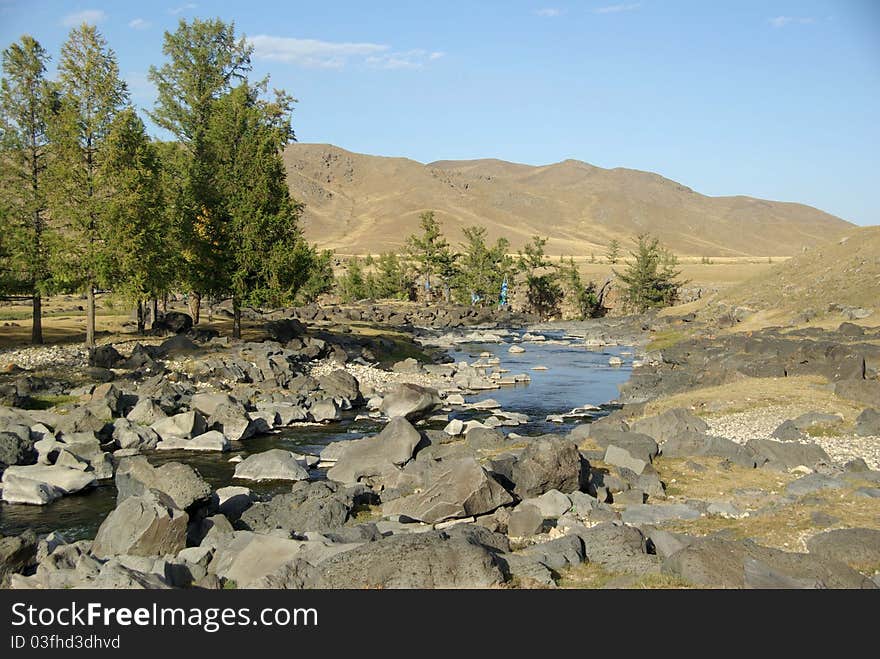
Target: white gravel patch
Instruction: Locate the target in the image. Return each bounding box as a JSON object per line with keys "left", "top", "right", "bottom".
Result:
{"left": 705, "top": 406, "right": 880, "bottom": 470}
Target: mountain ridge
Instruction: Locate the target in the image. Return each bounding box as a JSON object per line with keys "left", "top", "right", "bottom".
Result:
{"left": 283, "top": 143, "right": 853, "bottom": 256}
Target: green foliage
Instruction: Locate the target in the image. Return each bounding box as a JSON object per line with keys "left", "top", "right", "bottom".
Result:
{"left": 560, "top": 257, "right": 603, "bottom": 319}
{"left": 371, "top": 252, "right": 412, "bottom": 300}
{"left": 0, "top": 35, "right": 55, "bottom": 304}
{"left": 338, "top": 257, "right": 369, "bottom": 302}
{"left": 517, "top": 236, "right": 562, "bottom": 319}
{"left": 406, "top": 211, "right": 457, "bottom": 297}
{"left": 452, "top": 225, "right": 513, "bottom": 306}
{"left": 100, "top": 108, "right": 174, "bottom": 304}
{"left": 206, "top": 81, "right": 308, "bottom": 313}
{"left": 296, "top": 247, "right": 335, "bottom": 304}
{"left": 614, "top": 234, "right": 684, "bottom": 313}
{"left": 606, "top": 239, "right": 621, "bottom": 264}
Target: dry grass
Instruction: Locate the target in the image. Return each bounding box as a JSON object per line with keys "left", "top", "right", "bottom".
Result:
{"left": 556, "top": 562, "right": 693, "bottom": 589}
{"left": 637, "top": 375, "right": 865, "bottom": 424}
{"left": 656, "top": 457, "right": 796, "bottom": 500}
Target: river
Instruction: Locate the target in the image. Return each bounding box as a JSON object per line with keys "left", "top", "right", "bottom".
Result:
{"left": 0, "top": 329, "right": 632, "bottom": 540}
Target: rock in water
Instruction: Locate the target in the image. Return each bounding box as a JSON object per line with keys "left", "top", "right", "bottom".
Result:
{"left": 383, "top": 456, "right": 513, "bottom": 523}
{"left": 233, "top": 449, "right": 310, "bottom": 482}
{"left": 379, "top": 383, "right": 441, "bottom": 420}
{"left": 115, "top": 457, "right": 211, "bottom": 510}
{"left": 91, "top": 489, "right": 188, "bottom": 558}
{"left": 1, "top": 465, "right": 96, "bottom": 505}
{"left": 326, "top": 417, "right": 422, "bottom": 484}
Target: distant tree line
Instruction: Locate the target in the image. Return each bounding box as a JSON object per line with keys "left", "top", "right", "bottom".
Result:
{"left": 0, "top": 19, "right": 331, "bottom": 345}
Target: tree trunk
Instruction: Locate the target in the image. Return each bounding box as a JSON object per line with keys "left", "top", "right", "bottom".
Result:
{"left": 151, "top": 298, "right": 159, "bottom": 330}
{"left": 162, "top": 294, "right": 167, "bottom": 313}
{"left": 85, "top": 284, "right": 96, "bottom": 347}
{"left": 31, "top": 294, "right": 43, "bottom": 345}
{"left": 189, "top": 291, "right": 201, "bottom": 325}
{"left": 137, "top": 300, "right": 145, "bottom": 334}
{"left": 232, "top": 295, "right": 241, "bottom": 339}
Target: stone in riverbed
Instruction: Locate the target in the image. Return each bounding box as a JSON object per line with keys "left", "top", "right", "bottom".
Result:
{"left": 0, "top": 530, "right": 38, "bottom": 587}
{"left": 806, "top": 528, "right": 880, "bottom": 568}
{"left": 91, "top": 489, "right": 188, "bottom": 559}
{"left": 126, "top": 398, "right": 166, "bottom": 426}
{"left": 308, "top": 398, "right": 341, "bottom": 423}
{"left": 157, "top": 430, "right": 230, "bottom": 452}
{"left": 1, "top": 464, "right": 96, "bottom": 505}
{"left": 493, "top": 437, "right": 588, "bottom": 499}
{"left": 382, "top": 456, "right": 512, "bottom": 524}
{"left": 150, "top": 410, "right": 207, "bottom": 441}
{"left": 115, "top": 457, "right": 211, "bottom": 510}
{"left": 112, "top": 418, "right": 160, "bottom": 451}
{"left": 379, "top": 383, "right": 441, "bottom": 420}
{"left": 233, "top": 449, "right": 310, "bottom": 482}
{"left": 325, "top": 417, "right": 422, "bottom": 485}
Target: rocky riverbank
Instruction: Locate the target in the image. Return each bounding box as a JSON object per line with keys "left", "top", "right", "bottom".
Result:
{"left": 1, "top": 307, "right": 879, "bottom": 589}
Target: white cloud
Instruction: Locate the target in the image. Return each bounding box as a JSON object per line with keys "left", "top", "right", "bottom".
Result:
{"left": 62, "top": 9, "right": 107, "bottom": 27}
{"left": 128, "top": 18, "right": 151, "bottom": 30}
{"left": 594, "top": 3, "right": 641, "bottom": 14}
{"left": 250, "top": 35, "right": 443, "bottom": 70}
{"left": 169, "top": 3, "right": 197, "bottom": 14}
{"left": 769, "top": 16, "right": 816, "bottom": 28}
{"left": 535, "top": 8, "right": 562, "bottom": 17}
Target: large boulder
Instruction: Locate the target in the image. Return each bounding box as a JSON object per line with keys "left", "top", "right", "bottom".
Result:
{"left": 233, "top": 449, "right": 310, "bottom": 482}
{"left": 629, "top": 408, "right": 709, "bottom": 443}
{"left": 112, "top": 418, "right": 160, "bottom": 451}
{"left": 326, "top": 417, "right": 422, "bottom": 484}
{"left": 834, "top": 379, "right": 880, "bottom": 409}
{"left": 661, "top": 537, "right": 875, "bottom": 589}
{"left": 156, "top": 430, "right": 230, "bottom": 452}
{"left": 126, "top": 398, "right": 167, "bottom": 426}
{"left": 239, "top": 481, "right": 360, "bottom": 534}
{"left": 153, "top": 311, "right": 193, "bottom": 335}
{"left": 379, "top": 383, "right": 442, "bottom": 420}
{"left": 207, "top": 403, "right": 262, "bottom": 442}
{"left": 313, "top": 530, "right": 506, "bottom": 589}
{"left": 0, "top": 530, "right": 38, "bottom": 587}
{"left": 317, "top": 370, "right": 361, "bottom": 402}
{"left": 855, "top": 408, "right": 880, "bottom": 437}
{"left": 150, "top": 411, "right": 207, "bottom": 441}
{"left": 1, "top": 465, "right": 96, "bottom": 505}
{"left": 91, "top": 489, "right": 188, "bottom": 559}
{"left": 806, "top": 528, "right": 880, "bottom": 568}
{"left": 745, "top": 438, "right": 832, "bottom": 471}
{"left": 383, "top": 456, "right": 513, "bottom": 523}
{"left": 88, "top": 345, "right": 124, "bottom": 369}
{"left": 265, "top": 318, "right": 306, "bottom": 343}
{"left": 115, "top": 457, "right": 211, "bottom": 510}
{"left": 0, "top": 426, "right": 35, "bottom": 469}
{"left": 495, "top": 437, "right": 588, "bottom": 498}
{"left": 660, "top": 431, "right": 760, "bottom": 468}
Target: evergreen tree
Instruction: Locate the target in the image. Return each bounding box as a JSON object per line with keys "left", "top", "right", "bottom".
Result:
{"left": 0, "top": 35, "right": 56, "bottom": 344}
{"left": 517, "top": 235, "right": 562, "bottom": 319}
{"left": 453, "top": 225, "right": 513, "bottom": 306}
{"left": 614, "top": 234, "right": 684, "bottom": 312}
{"left": 338, "top": 257, "right": 369, "bottom": 302}
{"left": 296, "top": 248, "right": 335, "bottom": 304}
{"left": 606, "top": 239, "right": 621, "bottom": 264}
{"left": 559, "top": 257, "right": 602, "bottom": 319}
{"left": 406, "top": 211, "right": 457, "bottom": 300}
{"left": 47, "top": 23, "right": 129, "bottom": 347}
{"left": 100, "top": 107, "right": 172, "bottom": 333}
{"left": 206, "top": 82, "right": 309, "bottom": 338}
{"left": 372, "top": 252, "right": 412, "bottom": 300}
{"left": 149, "top": 18, "right": 253, "bottom": 324}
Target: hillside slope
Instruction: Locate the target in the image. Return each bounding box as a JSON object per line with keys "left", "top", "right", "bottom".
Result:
{"left": 701, "top": 225, "right": 880, "bottom": 326}
{"left": 283, "top": 143, "right": 852, "bottom": 256}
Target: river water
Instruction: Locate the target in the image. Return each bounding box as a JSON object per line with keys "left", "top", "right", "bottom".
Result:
{"left": 0, "top": 330, "right": 632, "bottom": 540}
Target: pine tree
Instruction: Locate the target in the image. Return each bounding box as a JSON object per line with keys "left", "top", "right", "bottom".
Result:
{"left": 606, "top": 239, "right": 621, "bottom": 264}
{"left": 47, "top": 23, "right": 129, "bottom": 347}
{"left": 614, "top": 234, "right": 684, "bottom": 312}
{"left": 206, "top": 82, "right": 309, "bottom": 338}
{"left": 149, "top": 18, "right": 253, "bottom": 324}
{"left": 338, "top": 257, "right": 368, "bottom": 302}
{"left": 517, "top": 235, "right": 562, "bottom": 319}
{"left": 0, "top": 35, "right": 56, "bottom": 344}
{"left": 406, "top": 211, "right": 457, "bottom": 300}
{"left": 372, "top": 252, "right": 412, "bottom": 300}
{"left": 100, "top": 107, "right": 173, "bottom": 333}
{"left": 453, "top": 225, "right": 513, "bottom": 306}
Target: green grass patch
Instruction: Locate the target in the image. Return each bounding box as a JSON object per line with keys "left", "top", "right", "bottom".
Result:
{"left": 22, "top": 394, "right": 79, "bottom": 410}
{"left": 646, "top": 329, "right": 686, "bottom": 352}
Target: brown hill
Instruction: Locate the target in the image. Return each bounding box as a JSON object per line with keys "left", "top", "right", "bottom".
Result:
{"left": 699, "top": 225, "right": 880, "bottom": 327}
{"left": 283, "top": 143, "right": 852, "bottom": 257}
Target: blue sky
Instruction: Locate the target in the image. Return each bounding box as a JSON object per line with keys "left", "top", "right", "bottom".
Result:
{"left": 2, "top": 1, "right": 878, "bottom": 225}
